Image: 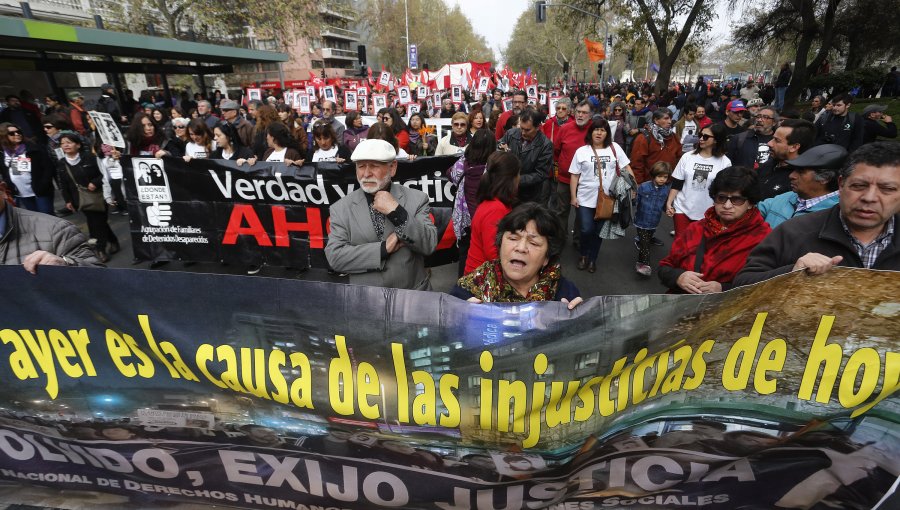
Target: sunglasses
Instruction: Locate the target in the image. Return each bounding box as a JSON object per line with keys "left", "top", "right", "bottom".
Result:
{"left": 43, "top": 125, "right": 54, "bottom": 129}
{"left": 7, "top": 130, "right": 21, "bottom": 136}
{"left": 452, "top": 122, "right": 467, "bottom": 127}
{"left": 713, "top": 194, "right": 748, "bottom": 206}
{"left": 174, "top": 125, "right": 187, "bottom": 129}
{"left": 699, "top": 134, "right": 714, "bottom": 141}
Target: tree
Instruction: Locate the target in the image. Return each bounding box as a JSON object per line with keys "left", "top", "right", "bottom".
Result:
{"left": 832, "top": 0, "right": 900, "bottom": 70}
{"left": 559, "top": 0, "right": 717, "bottom": 93}
{"left": 361, "top": 0, "right": 494, "bottom": 72}
{"left": 733, "top": 0, "right": 843, "bottom": 109}
{"left": 104, "top": 0, "right": 327, "bottom": 47}
{"left": 503, "top": 8, "right": 599, "bottom": 83}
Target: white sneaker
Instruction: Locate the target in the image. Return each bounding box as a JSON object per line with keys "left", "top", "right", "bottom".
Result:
{"left": 635, "top": 263, "right": 651, "bottom": 276}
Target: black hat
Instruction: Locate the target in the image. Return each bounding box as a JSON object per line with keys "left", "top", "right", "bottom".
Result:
{"left": 785, "top": 144, "right": 847, "bottom": 171}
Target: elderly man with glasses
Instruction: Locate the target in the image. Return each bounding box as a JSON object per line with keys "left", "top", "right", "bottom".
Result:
{"left": 320, "top": 100, "right": 345, "bottom": 141}
{"left": 727, "top": 107, "right": 779, "bottom": 170}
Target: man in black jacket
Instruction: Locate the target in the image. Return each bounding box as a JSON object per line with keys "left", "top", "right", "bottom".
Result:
{"left": 734, "top": 141, "right": 900, "bottom": 286}
{"left": 862, "top": 104, "right": 896, "bottom": 144}
{"left": 499, "top": 107, "right": 553, "bottom": 204}
{"left": 814, "top": 93, "right": 864, "bottom": 152}
{"left": 96, "top": 83, "right": 124, "bottom": 124}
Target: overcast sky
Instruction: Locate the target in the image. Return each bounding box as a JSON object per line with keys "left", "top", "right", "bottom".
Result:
{"left": 446, "top": 0, "right": 734, "bottom": 65}
{"left": 449, "top": 0, "right": 529, "bottom": 63}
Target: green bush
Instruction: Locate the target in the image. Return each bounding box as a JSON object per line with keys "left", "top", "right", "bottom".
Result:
{"left": 807, "top": 66, "right": 886, "bottom": 95}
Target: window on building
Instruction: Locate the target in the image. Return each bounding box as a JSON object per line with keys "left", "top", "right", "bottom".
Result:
{"left": 576, "top": 352, "right": 600, "bottom": 370}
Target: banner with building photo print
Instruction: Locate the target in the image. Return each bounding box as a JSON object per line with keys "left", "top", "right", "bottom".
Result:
{"left": 122, "top": 156, "right": 460, "bottom": 268}
{"left": 0, "top": 266, "right": 897, "bottom": 509}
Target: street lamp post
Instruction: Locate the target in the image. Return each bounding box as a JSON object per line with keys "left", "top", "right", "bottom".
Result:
{"left": 538, "top": 2, "right": 610, "bottom": 84}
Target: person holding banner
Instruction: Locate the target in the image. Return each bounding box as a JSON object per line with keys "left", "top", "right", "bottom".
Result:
{"left": 182, "top": 119, "right": 213, "bottom": 161}
{"left": 56, "top": 132, "right": 119, "bottom": 263}
{"left": 325, "top": 139, "right": 437, "bottom": 290}
{"left": 405, "top": 113, "right": 436, "bottom": 156}
{"left": 307, "top": 122, "right": 351, "bottom": 163}
{"left": 452, "top": 202, "right": 582, "bottom": 308}
{"left": 735, "top": 141, "right": 900, "bottom": 285}
{"left": 659, "top": 166, "right": 770, "bottom": 293}
{"left": 0, "top": 177, "right": 100, "bottom": 271}
{"left": 210, "top": 122, "right": 253, "bottom": 161}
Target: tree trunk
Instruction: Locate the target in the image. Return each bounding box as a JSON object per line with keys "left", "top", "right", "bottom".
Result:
{"left": 784, "top": 0, "right": 841, "bottom": 108}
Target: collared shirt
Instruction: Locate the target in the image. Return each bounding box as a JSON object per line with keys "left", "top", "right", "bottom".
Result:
{"left": 796, "top": 190, "right": 839, "bottom": 213}
{"left": 840, "top": 214, "right": 895, "bottom": 268}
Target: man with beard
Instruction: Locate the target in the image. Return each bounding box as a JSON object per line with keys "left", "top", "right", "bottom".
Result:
{"left": 320, "top": 100, "right": 345, "bottom": 140}
{"left": 814, "top": 93, "right": 864, "bottom": 152}
{"left": 325, "top": 139, "right": 437, "bottom": 290}
{"left": 727, "top": 107, "right": 778, "bottom": 169}
{"left": 551, "top": 100, "right": 594, "bottom": 242}
{"left": 629, "top": 109, "right": 682, "bottom": 184}
{"left": 759, "top": 118, "right": 815, "bottom": 200}
{"left": 757, "top": 144, "right": 845, "bottom": 229}
{"left": 495, "top": 90, "right": 527, "bottom": 140}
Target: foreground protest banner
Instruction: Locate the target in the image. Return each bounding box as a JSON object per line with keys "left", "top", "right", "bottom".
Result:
{"left": 122, "top": 156, "right": 460, "bottom": 268}
{"left": 0, "top": 267, "right": 897, "bottom": 509}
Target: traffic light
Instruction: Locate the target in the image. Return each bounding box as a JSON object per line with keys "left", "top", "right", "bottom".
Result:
{"left": 535, "top": 1, "right": 547, "bottom": 23}
{"left": 607, "top": 35, "right": 613, "bottom": 46}
{"left": 597, "top": 63, "right": 603, "bottom": 76}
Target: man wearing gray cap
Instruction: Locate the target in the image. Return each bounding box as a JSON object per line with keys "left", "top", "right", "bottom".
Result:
{"left": 219, "top": 99, "right": 254, "bottom": 148}
{"left": 862, "top": 104, "right": 896, "bottom": 145}
{"left": 735, "top": 141, "right": 900, "bottom": 286}
{"left": 757, "top": 144, "right": 845, "bottom": 229}
{"left": 325, "top": 139, "right": 437, "bottom": 290}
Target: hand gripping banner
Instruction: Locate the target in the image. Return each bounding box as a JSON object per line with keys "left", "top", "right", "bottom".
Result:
{"left": 123, "top": 156, "right": 461, "bottom": 268}
{"left": 0, "top": 267, "right": 897, "bottom": 509}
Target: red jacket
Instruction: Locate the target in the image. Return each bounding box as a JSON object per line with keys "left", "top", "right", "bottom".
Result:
{"left": 552, "top": 120, "right": 591, "bottom": 185}
{"left": 541, "top": 115, "right": 573, "bottom": 144}
{"left": 494, "top": 110, "right": 514, "bottom": 140}
{"left": 465, "top": 198, "right": 512, "bottom": 274}
{"left": 659, "top": 207, "right": 771, "bottom": 291}
{"left": 629, "top": 131, "right": 682, "bottom": 184}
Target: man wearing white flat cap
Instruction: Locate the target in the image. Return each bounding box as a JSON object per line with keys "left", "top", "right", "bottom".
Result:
{"left": 325, "top": 139, "right": 438, "bottom": 290}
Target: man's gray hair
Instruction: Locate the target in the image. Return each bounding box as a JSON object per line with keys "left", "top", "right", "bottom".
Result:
{"left": 198, "top": 100, "right": 211, "bottom": 109}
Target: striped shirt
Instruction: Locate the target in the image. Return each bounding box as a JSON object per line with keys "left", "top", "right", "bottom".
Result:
{"left": 796, "top": 191, "right": 839, "bottom": 213}
{"left": 840, "top": 214, "right": 895, "bottom": 268}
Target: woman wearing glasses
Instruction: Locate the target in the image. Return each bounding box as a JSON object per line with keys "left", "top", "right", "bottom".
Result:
{"left": 658, "top": 166, "right": 770, "bottom": 293}
{"left": 0, "top": 122, "right": 57, "bottom": 214}
{"left": 435, "top": 112, "right": 470, "bottom": 156}
{"left": 665, "top": 123, "right": 731, "bottom": 236}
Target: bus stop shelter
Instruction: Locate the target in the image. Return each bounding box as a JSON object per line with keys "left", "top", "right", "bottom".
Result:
{"left": 0, "top": 14, "right": 288, "bottom": 103}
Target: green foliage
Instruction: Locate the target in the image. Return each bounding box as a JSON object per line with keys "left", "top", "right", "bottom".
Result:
{"left": 362, "top": 0, "right": 494, "bottom": 72}
{"left": 103, "top": 0, "right": 327, "bottom": 47}
{"left": 807, "top": 67, "right": 888, "bottom": 95}
{"left": 502, "top": 7, "right": 599, "bottom": 79}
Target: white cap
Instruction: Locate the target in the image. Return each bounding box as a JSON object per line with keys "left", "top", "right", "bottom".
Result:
{"left": 351, "top": 139, "right": 397, "bottom": 163}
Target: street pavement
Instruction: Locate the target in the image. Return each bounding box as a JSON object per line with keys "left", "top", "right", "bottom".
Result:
{"left": 65, "top": 203, "right": 674, "bottom": 299}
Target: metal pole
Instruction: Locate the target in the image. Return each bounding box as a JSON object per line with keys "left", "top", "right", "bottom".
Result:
{"left": 547, "top": 3, "right": 608, "bottom": 84}
{"left": 405, "top": 0, "right": 410, "bottom": 69}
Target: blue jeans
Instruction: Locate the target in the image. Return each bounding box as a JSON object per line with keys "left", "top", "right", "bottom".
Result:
{"left": 16, "top": 195, "right": 55, "bottom": 215}
{"left": 775, "top": 87, "right": 787, "bottom": 111}
{"left": 577, "top": 206, "right": 605, "bottom": 263}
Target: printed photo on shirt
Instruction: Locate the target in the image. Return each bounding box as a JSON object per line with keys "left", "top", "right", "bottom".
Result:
{"left": 691, "top": 163, "right": 714, "bottom": 190}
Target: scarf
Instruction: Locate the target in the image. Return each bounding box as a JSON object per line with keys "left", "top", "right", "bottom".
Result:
{"left": 661, "top": 206, "right": 771, "bottom": 288}
{"left": 3, "top": 144, "right": 25, "bottom": 159}
{"left": 457, "top": 259, "right": 561, "bottom": 302}
{"left": 408, "top": 130, "right": 421, "bottom": 146}
{"left": 648, "top": 123, "right": 673, "bottom": 148}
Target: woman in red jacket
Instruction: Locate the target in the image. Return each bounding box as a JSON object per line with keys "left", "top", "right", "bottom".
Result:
{"left": 464, "top": 151, "right": 520, "bottom": 274}
{"left": 658, "top": 166, "right": 771, "bottom": 293}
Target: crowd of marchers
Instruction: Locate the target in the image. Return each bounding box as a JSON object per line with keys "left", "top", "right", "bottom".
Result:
{"left": 0, "top": 73, "right": 898, "bottom": 306}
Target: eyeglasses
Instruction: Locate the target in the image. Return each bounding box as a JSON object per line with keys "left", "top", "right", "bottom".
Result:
{"left": 713, "top": 194, "right": 748, "bottom": 206}
{"left": 699, "top": 134, "right": 714, "bottom": 141}
{"left": 174, "top": 125, "right": 187, "bottom": 129}
{"left": 613, "top": 108, "right": 623, "bottom": 112}
{"left": 452, "top": 122, "right": 467, "bottom": 127}
{"left": 43, "top": 125, "right": 54, "bottom": 129}
{"left": 756, "top": 115, "right": 775, "bottom": 121}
